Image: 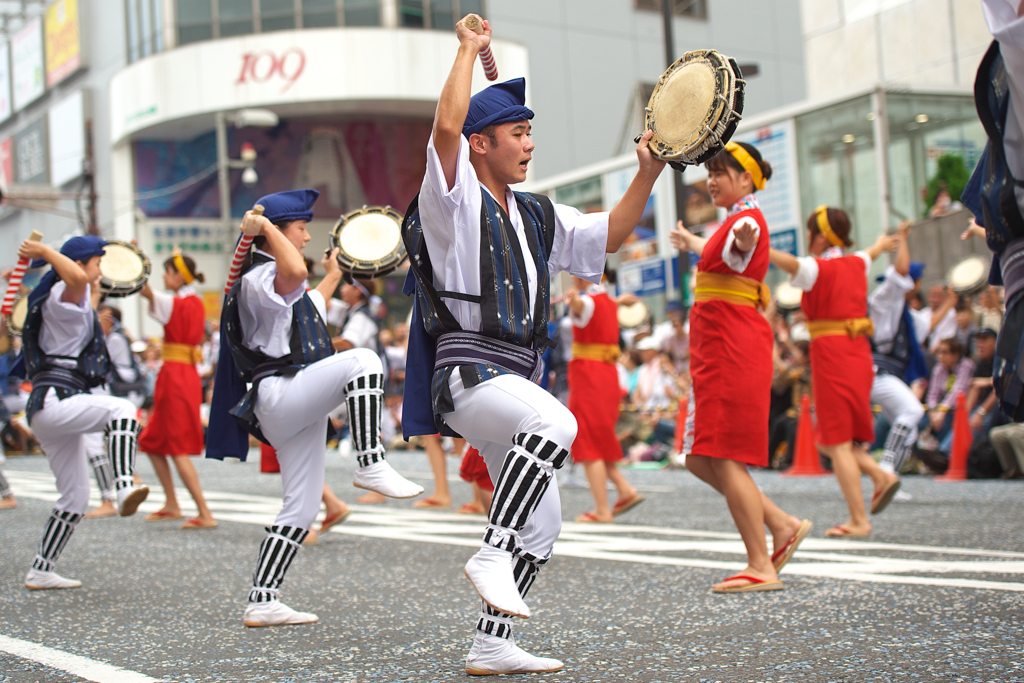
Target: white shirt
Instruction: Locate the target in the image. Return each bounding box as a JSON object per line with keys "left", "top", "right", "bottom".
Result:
{"left": 789, "top": 251, "right": 871, "bottom": 292}
{"left": 239, "top": 252, "right": 326, "bottom": 358}
{"left": 148, "top": 283, "right": 198, "bottom": 325}
{"left": 338, "top": 302, "right": 379, "bottom": 350}
{"left": 106, "top": 328, "right": 137, "bottom": 382}
{"left": 983, "top": 0, "right": 1024, "bottom": 210}
{"left": 418, "top": 134, "right": 610, "bottom": 332}
{"left": 40, "top": 281, "right": 94, "bottom": 369}
{"left": 869, "top": 265, "right": 931, "bottom": 354}
{"left": 928, "top": 307, "right": 958, "bottom": 352}
{"left": 569, "top": 285, "right": 604, "bottom": 329}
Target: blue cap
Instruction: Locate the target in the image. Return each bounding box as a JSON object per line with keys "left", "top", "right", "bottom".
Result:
{"left": 909, "top": 262, "right": 925, "bottom": 281}
{"left": 463, "top": 77, "right": 534, "bottom": 138}
{"left": 665, "top": 300, "right": 684, "bottom": 313}
{"left": 254, "top": 189, "right": 320, "bottom": 224}
{"left": 30, "top": 234, "right": 108, "bottom": 269}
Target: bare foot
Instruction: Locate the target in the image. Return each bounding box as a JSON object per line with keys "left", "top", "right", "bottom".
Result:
{"left": 84, "top": 500, "right": 117, "bottom": 518}
{"left": 824, "top": 520, "right": 871, "bottom": 537}
{"left": 713, "top": 565, "right": 778, "bottom": 591}
{"left": 356, "top": 491, "right": 387, "bottom": 505}
{"left": 0, "top": 496, "right": 16, "bottom": 510}
{"left": 413, "top": 494, "right": 452, "bottom": 509}
{"left": 303, "top": 529, "right": 319, "bottom": 545}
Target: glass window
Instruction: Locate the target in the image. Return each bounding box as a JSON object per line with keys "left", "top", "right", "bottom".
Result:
{"left": 177, "top": 0, "right": 213, "bottom": 44}
{"left": 261, "top": 0, "right": 296, "bottom": 31}
{"left": 219, "top": 0, "right": 255, "bottom": 37}
{"left": 152, "top": 0, "right": 165, "bottom": 52}
{"left": 303, "top": 0, "right": 337, "bottom": 27}
{"left": 140, "top": 0, "right": 153, "bottom": 56}
{"left": 431, "top": 0, "right": 454, "bottom": 30}
{"left": 344, "top": 0, "right": 379, "bottom": 26}
{"left": 399, "top": 0, "right": 425, "bottom": 27}
{"left": 127, "top": 0, "right": 141, "bottom": 61}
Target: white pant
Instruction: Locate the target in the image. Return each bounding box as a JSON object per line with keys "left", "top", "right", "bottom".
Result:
{"left": 257, "top": 348, "right": 381, "bottom": 529}
{"left": 443, "top": 372, "right": 576, "bottom": 561}
{"left": 871, "top": 373, "right": 924, "bottom": 427}
{"left": 31, "top": 390, "right": 137, "bottom": 513}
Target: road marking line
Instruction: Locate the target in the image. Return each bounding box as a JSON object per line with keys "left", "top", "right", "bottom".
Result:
{"left": 7, "top": 469, "right": 1024, "bottom": 593}
{"left": 0, "top": 635, "right": 159, "bottom": 683}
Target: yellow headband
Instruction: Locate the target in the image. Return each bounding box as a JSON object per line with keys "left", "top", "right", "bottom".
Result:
{"left": 814, "top": 206, "right": 844, "bottom": 248}
{"left": 725, "top": 142, "right": 766, "bottom": 191}
{"left": 173, "top": 252, "right": 195, "bottom": 285}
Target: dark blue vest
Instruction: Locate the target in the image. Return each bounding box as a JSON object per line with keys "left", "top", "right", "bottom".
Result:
{"left": 401, "top": 188, "right": 556, "bottom": 436}
{"left": 21, "top": 293, "right": 109, "bottom": 423}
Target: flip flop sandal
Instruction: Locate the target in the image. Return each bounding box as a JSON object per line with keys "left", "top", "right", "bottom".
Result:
{"left": 712, "top": 574, "right": 784, "bottom": 593}
{"left": 319, "top": 508, "right": 353, "bottom": 533}
{"left": 456, "top": 504, "right": 487, "bottom": 515}
{"left": 413, "top": 497, "right": 452, "bottom": 510}
{"left": 612, "top": 492, "right": 646, "bottom": 517}
{"left": 771, "top": 519, "right": 813, "bottom": 572}
{"left": 870, "top": 477, "right": 902, "bottom": 515}
{"left": 824, "top": 524, "right": 870, "bottom": 538}
{"left": 181, "top": 518, "right": 218, "bottom": 530}
{"left": 575, "top": 512, "right": 611, "bottom": 523}
{"left": 144, "top": 511, "right": 184, "bottom": 522}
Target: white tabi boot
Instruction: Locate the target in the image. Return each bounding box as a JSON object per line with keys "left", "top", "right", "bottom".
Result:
{"left": 464, "top": 545, "right": 531, "bottom": 619}
{"left": 465, "top": 630, "right": 563, "bottom": 676}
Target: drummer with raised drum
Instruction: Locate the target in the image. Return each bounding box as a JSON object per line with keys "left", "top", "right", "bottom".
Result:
{"left": 671, "top": 142, "right": 811, "bottom": 593}
{"left": 137, "top": 250, "right": 217, "bottom": 529}
{"left": 769, "top": 207, "right": 901, "bottom": 538}
{"left": 13, "top": 235, "right": 150, "bottom": 590}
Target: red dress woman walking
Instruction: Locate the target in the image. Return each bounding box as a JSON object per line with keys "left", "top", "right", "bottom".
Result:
{"left": 770, "top": 207, "right": 901, "bottom": 538}
{"left": 138, "top": 252, "right": 216, "bottom": 528}
{"left": 672, "top": 142, "right": 811, "bottom": 593}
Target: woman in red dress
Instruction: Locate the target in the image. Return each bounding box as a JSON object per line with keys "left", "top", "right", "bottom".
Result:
{"left": 770, "top": 208, "right": 901, "bottom": 538}
{"left": 672, "top": 142, "right": 811, "bottom": 593}
{"left": 566, "top": 276, "right": 642, "bottom": 523}
{"left": 138, "top": 252, "right": 216, "bottom": 529}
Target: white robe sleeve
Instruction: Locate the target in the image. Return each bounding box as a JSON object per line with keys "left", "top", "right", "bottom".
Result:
{"left": 148, "top": 289, "right": 175, "bottom": 325}
{"left": 720, "top": 217, "right": 760, "bottom": 273}
{"left": 570, "top": 294, "right": 596, "bottom": 328}
{"left": 547, "top": 204, "right": 609, "bottom": 285}
{"left": 789, "top": 257, "right": 820, "bottom": 291}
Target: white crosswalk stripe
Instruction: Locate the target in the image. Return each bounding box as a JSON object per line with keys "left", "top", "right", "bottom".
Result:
{"left": 7, "top": 469, "right": 1024, "bottom": 592}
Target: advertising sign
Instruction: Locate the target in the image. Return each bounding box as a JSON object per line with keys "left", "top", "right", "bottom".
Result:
{"left": 45, "top": 0, "right": 81, "bottom": 87}
{"left": 14, "top": 118, "right": 48, "bottom": 184}
{"left": 0, "top": 44, "right": 11, "bottom": 123}
{"left": 48, "top": 89, "right": 85, "bottom": 186}
{"left": 619, "top": 256, "right": 669, "bottom": 296}
{"left": 12, "top": 18, "right": 44, "bottom": 111}
{"left": 0, "top": 137, "right": 13, "bottom": 186}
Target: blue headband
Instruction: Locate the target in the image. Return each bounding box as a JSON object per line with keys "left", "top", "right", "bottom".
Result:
{"left": 254, "top": 189, "right": 320, "bottom": 224}
{"left": 463, "top": 77, "right": 534, "bottom": 138}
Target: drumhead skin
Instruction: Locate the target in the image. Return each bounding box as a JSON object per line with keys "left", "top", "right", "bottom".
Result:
{"left": 617, "top": 301, "right": 649, "bottom": 329}
{"left": 775, "top": 281, "right": 803, "bottom": 311}
{"left": 100, "top": 240, "right": 151, "bottom": 297}
{"left": 948, "top": 256, "right": 989, "bottom": 295}
{"left": 9, "top": 295, "right": 28, "bottom": 334}
{"left": 330, "top": 206, "right": 408, "bottom": 278}
{"left": 646, "top": 49, "right": 745, "bottom": 166}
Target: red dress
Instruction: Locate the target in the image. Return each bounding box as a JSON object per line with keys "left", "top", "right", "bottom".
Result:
{"left": 686, "top": 207, "right": 773, "bottom": 467}
{"left": 138, "top": 294, "right": 206, "bottom": 456}
{"left": 568, "top": 290, "right": 623, "bottom": 463}
{"left": 800, "top": 255, "right": 875, "bottom": 446}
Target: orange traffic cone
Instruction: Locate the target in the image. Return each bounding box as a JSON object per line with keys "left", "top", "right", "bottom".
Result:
{"left": 939, "top": 393, "right": 973, "bottom": 481}
{"left": 784, "top": 394, "right": 829, "bottom": 477}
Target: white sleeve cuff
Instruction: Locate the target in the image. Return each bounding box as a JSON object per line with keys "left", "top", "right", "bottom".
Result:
{"left": 549, "top": 203, "right": 610, "bottom": 284}
{"left": 720, "top": 217, "right": 760, "bottom": 273}
{"left": 855, "top": 250, "right": 872, "bottom": 276}
{"left": 149, "top": 289, "right": 175, "bottom": 325}
{"left": 570, "top": 295, "right": 596, "bottom": 328}
{"left": 789, "top": 257, "right": 820, "bottom": 291}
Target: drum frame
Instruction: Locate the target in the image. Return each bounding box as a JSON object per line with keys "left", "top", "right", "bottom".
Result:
{"left": 617, "top": 301, "right": 650, "bottom": 330}
{"left": 645, "top": 49, "right": 746, "bottom": 167}
{"left": 6, "top": 293, "right": 28, "bottom": 335}
{"left": 329, "top": 205, "right": 408, "bottom": 278}
{"left": 99, "top": 239, "right": 151, "bottom": 298}
{"left": 947, "top": 256, "right": 990, "bottom": 297}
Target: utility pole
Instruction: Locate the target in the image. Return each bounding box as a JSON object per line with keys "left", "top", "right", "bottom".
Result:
{"left": 661, "top": 0, "right": 674, "bottom": 67}
{"left": 84, "top": 120, "right": 98, "bottom": 235}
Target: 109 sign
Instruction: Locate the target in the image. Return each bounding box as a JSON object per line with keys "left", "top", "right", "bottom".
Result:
{"left": 237, "top": 48, "right": 306, "bottom": 92}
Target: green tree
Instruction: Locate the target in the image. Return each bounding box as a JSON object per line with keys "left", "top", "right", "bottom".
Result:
{"left": 924, "top": 154, "right": 971, "bottom": 216}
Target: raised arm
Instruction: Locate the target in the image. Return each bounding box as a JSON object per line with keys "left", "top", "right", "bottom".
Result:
{"left": 864, "top": 233, "right": 898, "bottom": 262}
{"left": 893, "top": 220, "right": 911, "bottom": 276}
{"left": 17, "top": 241, "right": 89, "bottom": 304}
{"left": 316, "top": 247, "right": 343, "bottom": 303}
{"left": 670, "top": 221, "right": 708, "bottom": 257}
{"left": 240, "top": 210, "right": 308, "bottom": 295}
{"left": 607, "top": 131, "right": 665, "bottom": 252}
{"left": 769, "top": 249, "right": 800, "bottom": 276}
{"left": 434, "top": 16, "right": 491, "bottom": 191}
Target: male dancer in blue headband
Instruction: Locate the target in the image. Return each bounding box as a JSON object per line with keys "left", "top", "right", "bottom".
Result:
{"left": 403, "top": 16, "right": 664, "bottom": 675}
{"left": 14, "top": 235, "right": 149, "bottom": 590}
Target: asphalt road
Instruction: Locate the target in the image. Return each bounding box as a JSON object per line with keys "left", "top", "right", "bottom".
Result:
{"left": 1, "top": 448, "right": 1022, "bottom": 682}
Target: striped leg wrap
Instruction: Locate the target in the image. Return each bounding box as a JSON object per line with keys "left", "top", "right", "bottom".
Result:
{"left": 346, "top": 374, "right": 385, "bottom": 468}
{"left": 880, "top": 420, "right": 916, "bottom": 473}
{"left": 87, "top": 449, "right": 116, "bottom": 502}
{"left": 477, "top": 554, "right": 546, "bottom": 639}
{"left": 104, "top": 419, "right": 141, "bottom": 492}
{"left": 248, "top": 525, "right": 309, "bottom": 603}
{"left": 32, "top": 509, "right": 83, "bottom": 572}
{"left": 483, "top": 433, "right": 571, "bottom": 555}
{"left": 0, "top": 469, "right": 10, "bottom": 498}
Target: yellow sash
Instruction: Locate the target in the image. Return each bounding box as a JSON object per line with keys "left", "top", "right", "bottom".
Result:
{"left": 805, "top": 318, "right": 875, "bottom": 341}
{"left": 572, "top": 342, "right": 622, "bottom": 364}
{"left": 694, "top": 271, "right": 771, "bottom": 311}
{"left": 162, "top": 343, "right": 203, "bottom": 365}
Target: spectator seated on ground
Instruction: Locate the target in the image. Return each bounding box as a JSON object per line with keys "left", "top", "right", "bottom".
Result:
{"left": 966, "top": 327, "right": 1006, "bottom": 439}
{"left": 922, "top": 337, "right": 975, "bottom": 455}
{"left": 989, "top": 423, "right": 1024, "bottom": 479}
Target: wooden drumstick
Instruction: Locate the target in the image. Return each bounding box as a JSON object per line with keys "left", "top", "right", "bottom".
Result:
{"left": 464, "top": 14, "right": 498, "bottom": 82}
{"left": 224, "top": 205, "right": 264, "bottom": 295}
{"left": 2, "top": 230, "right": 43, "bottom": 316}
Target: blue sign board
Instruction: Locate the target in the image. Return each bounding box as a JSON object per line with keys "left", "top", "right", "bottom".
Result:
{"left": 619, "top": 257, "right": 669, "bottom": 296}
{"left": 770, "top": 228, "right": 798, "bottom": 257}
